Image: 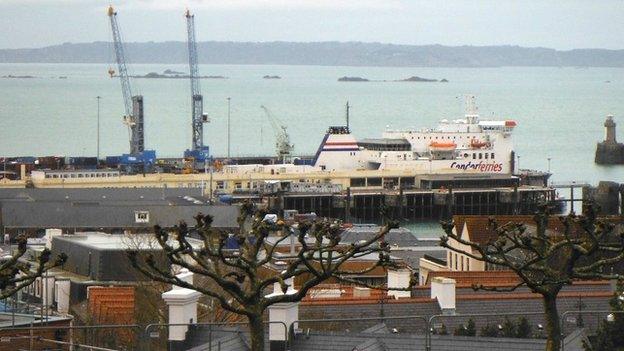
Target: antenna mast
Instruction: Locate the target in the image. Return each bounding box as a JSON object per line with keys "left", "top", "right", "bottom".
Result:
{"left": 346, "top": 101, "right": 350, "bottom": 131}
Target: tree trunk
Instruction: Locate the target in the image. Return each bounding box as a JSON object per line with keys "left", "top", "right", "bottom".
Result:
{"left": 248, "top": 313, "right": 265, "bottom": 351}
{"left": 543, "top": 293, "right": 562, "bottom": 351}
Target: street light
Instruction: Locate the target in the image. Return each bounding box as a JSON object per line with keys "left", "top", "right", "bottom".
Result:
{"left": 547, "top": 157, "right": 551, "bottom": 173}
{"left": 227, "top": 97, "right": 231, "bottom": 159}
{"left": 96, "top": 96, "right": 101, "bottom": 164}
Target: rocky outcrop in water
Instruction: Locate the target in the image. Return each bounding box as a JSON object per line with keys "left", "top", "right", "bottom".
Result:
{"left": 338, "top": 76, "right": 369, "bottom": 82}
{"left": 399, "top": 76, "right": 438, "bottom": 82}
{"left": 2, "top": 75, "right": 36, "bottom": 78}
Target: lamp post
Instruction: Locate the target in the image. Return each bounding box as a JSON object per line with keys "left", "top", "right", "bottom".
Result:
{"left": 227, "top": 97, "right": 231, "bottom": 159}
{"left": 96, "top": 96, "right": 101, "bottom": 164}
{"left": 547, "top": 157, "right": 551, "bottom": 173}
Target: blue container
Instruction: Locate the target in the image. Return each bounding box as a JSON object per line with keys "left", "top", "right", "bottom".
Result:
{"left": 184, "top": 146, "right": 210, "bottom": 162}
{"left": 105, "top": 156, "right": 122, "bottom": 167}
{"left": 218, "top": 195, "right": 233, "bottom": 204}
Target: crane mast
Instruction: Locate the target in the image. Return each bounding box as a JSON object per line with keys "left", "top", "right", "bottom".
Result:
{"left": 260, "top": 105, "right": 294, "bottom": 163}
{"left": 107, "top": 5, "right": 145, "bottom": 155}
{"left": 185, "top": 9, "right": 208, "bottom": 156}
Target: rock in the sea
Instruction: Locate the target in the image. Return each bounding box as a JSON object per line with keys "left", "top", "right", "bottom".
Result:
{"left": 144, "top": 72, "right": 163, "bottom": 78}
{"left": 263, "top": 75, "right": 281, "bottom": 79}
{"left": 440, "top": 78, "right": 449, "bottom": 83}
{"left": 399, "top": 76, "right": 438, "bottom": 82}
{"left": 164, "top": 69, "right": 184, "bottom": 75}
{"left": 2, "top": 75, "right": 36, "bottom": 79}
{"left": 338, "top": 76, "right": 369, "bottom": 82}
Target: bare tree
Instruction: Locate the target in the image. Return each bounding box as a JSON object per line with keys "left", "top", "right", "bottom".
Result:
{"left": 129, "top": 203, "right": 408, "bottom": 351}
{"left": 0, "top": 235, "right": 66, "bottom": 299}
{"left": 440, "top": 203, "right": 624, "bottom": 351}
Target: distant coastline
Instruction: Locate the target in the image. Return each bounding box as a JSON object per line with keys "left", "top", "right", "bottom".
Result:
{"left": 2, "top": 41, "right": 624, "bottom": 67}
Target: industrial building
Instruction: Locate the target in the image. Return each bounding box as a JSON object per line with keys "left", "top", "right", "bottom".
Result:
{"left": 0, "top": 188, "right": 239, "bottom": 236}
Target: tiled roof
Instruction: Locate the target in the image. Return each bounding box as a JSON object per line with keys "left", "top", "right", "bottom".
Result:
{"left": 425, "top": 270, "right": 520, "bottom": 286}
{"left": 452, "top": 215, "right": 575, "bottom": 245}
{"left": 453, "top": 214, "right": 624, "bottom": 246}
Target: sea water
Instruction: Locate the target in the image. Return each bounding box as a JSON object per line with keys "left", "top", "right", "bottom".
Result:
{"left": 1, "top": 63, "right": 623, "bottom": 185}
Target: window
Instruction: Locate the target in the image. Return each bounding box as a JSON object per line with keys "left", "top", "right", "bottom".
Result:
{"left": 135, "top": 211, "right": 149, "bottom": 223}
{"left": 472, "top": 153, "right": 476, "bottom": 160}
{"left": 485, "top": 153, "right": 489, "bottom": 159}
{"left": 491, "top": 153, "right": 495, "bottom": 159}
{"left": 478, "top": 153, "right": 482, "bottom": 159}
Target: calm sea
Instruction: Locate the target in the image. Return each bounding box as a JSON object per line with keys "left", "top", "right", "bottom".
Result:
{"left": 1, "top": 63, "right": 624, "bottom": 185}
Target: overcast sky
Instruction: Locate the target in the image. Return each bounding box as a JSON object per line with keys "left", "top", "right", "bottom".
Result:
{"left": 1, "top": 0, "right": 624, "bottom": 50}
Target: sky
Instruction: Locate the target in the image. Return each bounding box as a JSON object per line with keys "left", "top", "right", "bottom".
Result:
{"left": 1, "top": 0, "right": 624, "bottom": 50}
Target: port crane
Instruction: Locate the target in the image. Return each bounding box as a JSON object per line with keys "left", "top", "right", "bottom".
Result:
{"left": 107, "top": 5, "right": 145, "bottom": 155}
{"left": 260, "top": 106, "right": 294, "bottom": 163}
{"left": 184, "top": 9, "right": 209, "bottom": 163}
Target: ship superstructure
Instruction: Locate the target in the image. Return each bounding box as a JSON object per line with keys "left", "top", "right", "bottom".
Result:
{"left": 313, "top": 96, "right": 517, "bottom": 175}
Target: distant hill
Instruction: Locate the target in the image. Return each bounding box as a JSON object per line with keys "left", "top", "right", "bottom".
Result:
{"left": 2, "top": 41, "right": 624, "bottom": 67}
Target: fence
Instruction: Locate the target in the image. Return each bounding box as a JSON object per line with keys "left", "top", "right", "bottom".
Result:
{"left": 0, "top": 310, "right": 621, "bottom": 350}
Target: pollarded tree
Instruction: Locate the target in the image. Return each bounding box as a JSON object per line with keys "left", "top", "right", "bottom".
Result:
{"left": 440, "top": 203, "right": 624, "bottom": 351}
{"left": 0, "top": 235, "right": 66, "bottom": 299}
{"left": 129, "top": 203, "right": 409, "bottom": 351}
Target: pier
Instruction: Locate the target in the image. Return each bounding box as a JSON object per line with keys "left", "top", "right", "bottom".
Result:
{"left": 277, "top": 186, "right": 557, "bottom": 222}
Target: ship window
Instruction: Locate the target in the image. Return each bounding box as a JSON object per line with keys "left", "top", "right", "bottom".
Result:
{"left": 491, "top": 153, "right": 495, "bottom": 159}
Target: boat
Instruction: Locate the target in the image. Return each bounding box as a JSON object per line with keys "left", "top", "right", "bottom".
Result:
{"left": 429, "top": 142, "right": 457, "bottom": 151}
{"left": 310, "top": 95, "right": 515, "bottom": 174}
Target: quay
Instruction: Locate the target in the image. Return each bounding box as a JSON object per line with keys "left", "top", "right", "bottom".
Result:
{"left": 0, "top": 167, "right": 560, "bottom": 221}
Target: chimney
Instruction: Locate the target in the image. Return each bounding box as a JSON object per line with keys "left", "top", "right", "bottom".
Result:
{"left": 387, "top": 268, "right": 412, "bottom": 299}
{"left": 45, "top": 228, "right": 62, "bottom": 249}
{"left": 265, "top": 277, "right": 299, "bottom": 351}
{"left": 430, "top": 277, "right": 456, "bottom": 314}
{"left": 161, "top": 270, "right": 201, "bottom": 342}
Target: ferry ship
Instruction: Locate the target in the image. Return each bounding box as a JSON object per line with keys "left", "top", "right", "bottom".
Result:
{"left": 298, "top": 95, "right": 515, "bottom": 175}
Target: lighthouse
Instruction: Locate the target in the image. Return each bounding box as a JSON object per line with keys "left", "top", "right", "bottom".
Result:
{"left": 595, "top": 114, "right": 624, "bottom": 164}
{"left": 605, "top": 115, "right": 616, "bottom": 143}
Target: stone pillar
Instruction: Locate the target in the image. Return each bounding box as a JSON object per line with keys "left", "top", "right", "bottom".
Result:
{"left": 55, "top": 279, "right": 71, "bottom": 315}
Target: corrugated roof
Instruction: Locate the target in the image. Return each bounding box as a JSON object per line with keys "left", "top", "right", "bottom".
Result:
{"left": 1, "top": 202, "right": 239, "bottom": 229}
